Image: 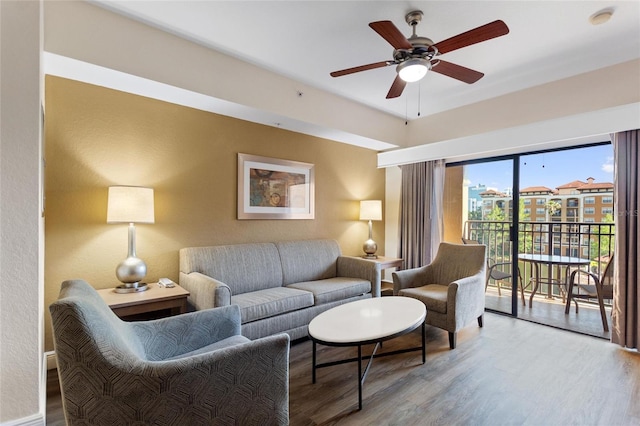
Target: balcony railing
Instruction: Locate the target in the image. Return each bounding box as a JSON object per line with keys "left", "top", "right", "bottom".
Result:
{"left": 463, "top": 220, "right": 614, "bottom": 300}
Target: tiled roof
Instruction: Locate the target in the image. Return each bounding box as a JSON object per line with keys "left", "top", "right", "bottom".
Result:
{"left": 480, "top": 189, "right": 507, "bottom": 197}
{"left": 520, "top": 186, "right": 554, "bottom": 193}
{"left": 556, "top": 180, "right": 586, "bottom": 189}
{"left": 578, "top": 182, "right": 614, "bottom": 190}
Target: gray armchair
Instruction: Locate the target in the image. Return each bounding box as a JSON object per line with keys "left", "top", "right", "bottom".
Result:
{"left": 49, "top": 279, "right": 290, "bottom": 425}
{"left": 392, "top": 242, "right": 486, "bottom": 349}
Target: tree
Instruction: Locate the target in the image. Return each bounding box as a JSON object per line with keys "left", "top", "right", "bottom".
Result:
{"left": 468, "top": 208, "right": 482, "bottom": 220}
{"left": 518, "top": 198, "right": 533, "bottom": 254}
{"left": 590, "top": 213, "right": 614, "bottom": 261}
{"left": 486, "top": 206, "right": 506, "bottom": 222}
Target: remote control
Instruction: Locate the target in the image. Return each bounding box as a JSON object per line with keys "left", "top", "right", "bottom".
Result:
{"left": 158, "top": 278, "right": 176, "bottom": 288}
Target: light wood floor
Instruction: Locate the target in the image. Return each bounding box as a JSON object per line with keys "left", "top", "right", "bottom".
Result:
{"left": 47, "top": 312, "right": 640, "bottom": 425}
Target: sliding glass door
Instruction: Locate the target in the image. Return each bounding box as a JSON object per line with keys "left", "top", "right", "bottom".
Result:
{"left": 447, "top": 158, "right": 517, "bottom": 315}
{"left": 444, "top": 142, "right": 615, "bottom": 334}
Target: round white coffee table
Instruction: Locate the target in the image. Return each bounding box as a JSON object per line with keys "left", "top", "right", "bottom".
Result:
{"left": 308, "top": 296, "right": 426, "bottom": 410}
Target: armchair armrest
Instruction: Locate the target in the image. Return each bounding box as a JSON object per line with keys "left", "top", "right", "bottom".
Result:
{"left": 131, "top": 304, "right": 242, "bottom": 359}
{"left": 337, "top": 256, "right": 380, "bottom": 296}
{"left": 392, "top": 266, "right": 429, "bottom": 295}
{"left": 569, "top": 269, "right": 599, "bottom": 286}
{"left": 447, "top": 270, "right": 486, "bottom": 327}
{"left": 99, "top": 333, "right": 290, "bottom": 425}
{"left": 179, "top": 271, "right": 231, "bottom": 310}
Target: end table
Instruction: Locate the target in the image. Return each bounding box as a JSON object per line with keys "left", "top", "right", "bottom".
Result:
{"left": 97, "top": 284, "right": 189, "bottom": 321}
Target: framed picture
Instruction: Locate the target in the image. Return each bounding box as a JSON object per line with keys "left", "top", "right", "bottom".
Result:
{"left": 238, "top": 153, "right": 315, "bottom": 219}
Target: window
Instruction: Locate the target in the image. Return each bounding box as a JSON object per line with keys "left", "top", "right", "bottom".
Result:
{"left": 602, "top": 207, "right": 613, "bottom": 215}
{"left": 523, "top": 208, "right": 531, "bottom": 214}
{"left": 536, "top": 208, "right": 545, "bottom": 215}
{"left": 584, "top": 218, "right": 595, "bottom": 223}
{"left": 536, "top": 199, "right": 546, "bottom": 205}
{"left": 584, "top": 207, "right": 595, "bottom": 215}
{"left": 523, "top": 199, "right": 531, "bottom": 205}
{"left": 585, "top": 197, "right": 595, "bottom": 204}
{"left": 603, "top": 197, "right": 613, "bottom": 204}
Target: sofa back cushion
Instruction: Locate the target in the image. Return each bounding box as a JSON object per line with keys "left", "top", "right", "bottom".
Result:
{"left": 180, "top": 243, "right": 283, "bottom": 294}
{"left": 276, "top": 239, "right": 341, "bottom": 285}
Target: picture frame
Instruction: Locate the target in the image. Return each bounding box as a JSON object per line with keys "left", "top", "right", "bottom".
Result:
{"left": 238, "top": 153, "right": 315, "bottom": 219}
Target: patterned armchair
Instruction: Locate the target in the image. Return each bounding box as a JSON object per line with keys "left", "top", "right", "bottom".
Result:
{"left": 392, "top": 242, "right": 486, "bottom": 350}
{"left": 49, "top": 279, "right": 290, "bottom": 425}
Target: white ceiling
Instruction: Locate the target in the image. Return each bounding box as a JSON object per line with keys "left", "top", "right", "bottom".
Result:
{"left": 91, "top": 0, "right": 640, "bottom": 121}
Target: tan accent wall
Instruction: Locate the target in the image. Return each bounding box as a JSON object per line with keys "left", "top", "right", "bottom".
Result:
{"left": 443, "top": 166, "right": 464, "bottom": 243}
{"left": 44, "top": 76, "right": 385, "bottom": 351}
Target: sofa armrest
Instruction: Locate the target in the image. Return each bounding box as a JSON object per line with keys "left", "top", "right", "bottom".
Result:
{"left": 337, "top": 256, "right": 380, "bottom": 296}
{"left": 130, "top": 305, "right": 242, "bottom": 359}
{"left": 179, "top": 271, "right": 231, "bottom": 310}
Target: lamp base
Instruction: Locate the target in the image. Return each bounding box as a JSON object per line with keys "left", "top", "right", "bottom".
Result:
{"left": 114, "top": 283, "right": 149, "bottom": 293}
{"left": 362, "top": 238, "right": 378, "bottom": 259}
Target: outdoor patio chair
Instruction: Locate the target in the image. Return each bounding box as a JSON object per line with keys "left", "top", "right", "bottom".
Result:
{"left": 462, "top": 238, "right": 527, "bottom": 306}
{"left": 564, "top": 255, "right": 614, "bottom": 332}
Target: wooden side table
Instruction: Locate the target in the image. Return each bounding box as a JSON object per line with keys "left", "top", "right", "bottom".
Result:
{"left": 358, "top": 256, "right": 403, "bottom": 297}
{"left": 97, "top": 284, "right": 189, "bottom": 321}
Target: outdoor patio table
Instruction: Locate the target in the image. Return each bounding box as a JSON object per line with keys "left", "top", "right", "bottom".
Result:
{"left": 518, "top": 254, "right": 591, "bottom": 308}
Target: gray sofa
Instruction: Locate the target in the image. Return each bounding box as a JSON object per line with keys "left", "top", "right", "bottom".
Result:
{"left": 179, "top": 239, "right": 379, "bottom": 340}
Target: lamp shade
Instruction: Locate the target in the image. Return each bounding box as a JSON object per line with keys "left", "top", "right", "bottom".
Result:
{"left": 107, "top": 186, "right": 155, "bottom": 224}
{"left": 360, "top": 200, "right": 382, "bottom": 221}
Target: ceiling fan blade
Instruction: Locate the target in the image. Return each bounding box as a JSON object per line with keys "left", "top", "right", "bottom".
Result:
{"left": 369, "top": 20, "right": 413, "bottom": 50}
{"left": 386, "top": 75, "right": 407, "bottom": 99}
{"left": 431, "top": 60, "right": 484, "bottom": 84}
{"left": 433, "top": 20, "right": 509, "bottom": 55}
{"left": 330, "top": 61, "right": 391, "bottom": 77}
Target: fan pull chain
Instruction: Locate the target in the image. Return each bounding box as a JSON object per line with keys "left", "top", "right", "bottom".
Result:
{"left": 417, "top": 84, "right": 421, "bottom": 117}
{"left": 405, "top": 94, "right": 408, "bottom": 125}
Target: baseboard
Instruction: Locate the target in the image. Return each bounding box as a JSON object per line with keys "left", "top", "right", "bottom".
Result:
{"left": 1, "top": 413, "right": 45, "bottom": 426}
{"left": 45, "top": 350, "right": 57, "bottom": 371}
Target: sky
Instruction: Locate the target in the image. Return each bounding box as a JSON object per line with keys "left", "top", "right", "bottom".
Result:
{"left": 463, "top": 144, "right": 614, "bottom": 193}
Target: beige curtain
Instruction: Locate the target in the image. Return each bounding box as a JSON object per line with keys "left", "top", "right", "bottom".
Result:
{"left": 611, "top": 129, "right": 640, "bottom": 349}
{"left": 398, "top": 160, "right": 445, "bottom": 269}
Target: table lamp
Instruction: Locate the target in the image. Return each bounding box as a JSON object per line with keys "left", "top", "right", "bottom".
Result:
{"left": 360, "top": 200, "right": 382, "bottom": 258}
{"left": 107, "top": 186, "right": 155, "bottom": 293}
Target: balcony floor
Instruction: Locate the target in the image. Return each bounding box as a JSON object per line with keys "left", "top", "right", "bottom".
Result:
{"left": 485, "top": 285, "right": 611, "bottom": 340}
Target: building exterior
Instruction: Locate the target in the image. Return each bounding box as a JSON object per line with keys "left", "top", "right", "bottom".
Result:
{"left": 475, "top": 178, "right": 614, "bottom": 257}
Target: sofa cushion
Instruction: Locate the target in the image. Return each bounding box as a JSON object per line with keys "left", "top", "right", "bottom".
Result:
{"left": 287, "top": 277, "right": 371, "bottom": 305}
{"left": 180, "top": 243, "right": 283, "bottom": 294}
{"left": 399, "top": 284, "right": 448, "bottom": 314}
{"left": 232, "top": 287, "right": 314, "bottom": 323}
{"left": 276, "top": 239, "right": 341, "bottom": 285}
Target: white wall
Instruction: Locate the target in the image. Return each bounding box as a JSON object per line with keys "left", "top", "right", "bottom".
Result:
{"left": 0, "top": 1, "right": 45, "bottom": 424}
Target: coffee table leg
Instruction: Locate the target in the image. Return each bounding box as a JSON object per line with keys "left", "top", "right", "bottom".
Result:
{"left": 422, "top": 321, "right": 426, "bottom": 364}
{"left": 312, "top": 340, "right": 317, "bottom": 384}
{"left": 357, "top": 344, "right": 362, "bottom": 410}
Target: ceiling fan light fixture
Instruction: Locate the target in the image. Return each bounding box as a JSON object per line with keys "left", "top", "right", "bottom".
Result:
{"left": 397, "top": 58, "right": 430, "bottom": 82}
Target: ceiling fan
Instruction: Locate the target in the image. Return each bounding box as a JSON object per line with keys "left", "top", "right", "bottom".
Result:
{"left": 330, "top": 10, "right": 509, "bottom": 99}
